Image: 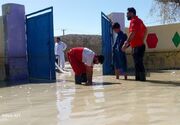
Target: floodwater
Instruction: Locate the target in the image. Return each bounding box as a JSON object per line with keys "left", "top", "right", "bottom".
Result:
{"left": 1, "top": 65, "right": 180, "bottom": 125}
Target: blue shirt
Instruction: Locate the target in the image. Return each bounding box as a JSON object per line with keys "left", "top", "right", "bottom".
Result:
{"left": 113, "top": 31, "right": 127, "bottom": 53}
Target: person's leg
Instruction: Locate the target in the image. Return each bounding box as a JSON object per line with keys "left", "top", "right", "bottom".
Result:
{"left": 60, "top": 53, "right": 65, "bottom": 69}
{"left": 78, "top": 63, "right": 87, "bottom": 83}
{"left": 81, "top": 73, "right": 87, "bottom": 82}
{"left": 138, "top": 45, "right": 146, "bottom": 81}
{"left": 67, "top": 51, "right": 83, "bottom": 84}
{"left": 124, "top": 75, "right": 127, "bottom": 80}
{"left": 132, "top": 48, "right": 140, "bottom": 81}
{"left": 113, "top": 50, "right": 121, "bottom": 79}
{"left": 55, "top": 56, "right": 59, "bottom": 71}
{"left": 133, "top": 45, "right": 146, "bottom": 81}
{"left": 115, "top": 69, "right": 120, "bottom": 79}
{"left": 56, "top": 55, "right": 61, "bottom": 67}
{"left": 121, "top": 53, "right": 128, "bottom": 80}
{"left": 55, "top": 56, "right": 59, "bottom": 64}
{"left": 124, "top": 63, "right": 128, "bottom": 80}
{"left": 74, "top": 75, "right": 82, "bottom": 84}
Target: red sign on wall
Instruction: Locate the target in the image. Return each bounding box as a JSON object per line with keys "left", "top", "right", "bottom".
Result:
{"left": 146, "top": 33, "right": 158, "bottom": 49}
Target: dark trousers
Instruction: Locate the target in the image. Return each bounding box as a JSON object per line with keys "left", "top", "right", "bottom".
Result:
{"left": 55, "top": 55, "right": 59, "bottom": 64}
{"left": 132, "top": 44, "right": 146, "bottom": 81}
{"left": 75, "top": 73, "right": 87, "bottom": 84}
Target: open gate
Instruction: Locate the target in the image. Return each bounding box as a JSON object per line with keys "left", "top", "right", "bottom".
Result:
{"left": 101, "top": 12, "right": 114, "bottom": 75}
{"left": 26, "top": 7, "right": 56, "bottom": 82}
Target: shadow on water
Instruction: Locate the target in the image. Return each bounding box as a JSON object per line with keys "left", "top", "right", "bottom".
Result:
{"left": 1, "top": 76, "right": 180, "bottom": 88}
{"left": 0, "top": 79, "right": 56, "bottom": 88}
{"left": 146, "top": 80, "right": 180, "bottom": 86}
{"left": 55, "top": 77, "right": 180, "bottom": 87}
{"left": 125, "top": 79, "right": 180, "bottom": 86}
{"left": 85, "top": 82, "right": 122, "bottom": 86}
{"left": 59, "top": 80, "right": 122, "bottom": 86}
{"left": 93, "top": 82, "right": 121, "bottom": 86}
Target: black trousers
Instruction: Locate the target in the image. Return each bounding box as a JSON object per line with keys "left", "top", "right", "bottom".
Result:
{"left": 132, "top": 44, "right": 146, "bottom": 81}
{"left": 55, "top": 55, "right": 59, "bottom": 64}
{"left": 75, "top": 73, "right": 87, "bottom": 84}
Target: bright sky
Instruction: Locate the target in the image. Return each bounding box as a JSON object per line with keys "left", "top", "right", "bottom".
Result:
{"left": 0, "top": 0, "right": 158, "bottom": 36}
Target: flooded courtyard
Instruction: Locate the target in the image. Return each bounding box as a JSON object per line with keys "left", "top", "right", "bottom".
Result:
{"left": 1, "top": 65, "right": 180, "bottom": 125}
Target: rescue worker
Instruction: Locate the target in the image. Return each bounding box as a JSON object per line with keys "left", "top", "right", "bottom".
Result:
{"left": 67, "top": 47, "right": 104, "bottom": 85}
{"left": 122, "top": 7, "right": 147, "bottom": 81}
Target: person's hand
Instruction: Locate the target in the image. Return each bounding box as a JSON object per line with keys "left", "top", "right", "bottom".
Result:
{"left": 124, "top": 41, "right": 130, "bottom": 47}
{"left": 121, "top": 44, "right": 127, "bottom": 52}
{"left": 121, "top": 45, "right": 126, "bottom": 52}
{"left": 122, "top": 41, "right": 130, "bottom": 52}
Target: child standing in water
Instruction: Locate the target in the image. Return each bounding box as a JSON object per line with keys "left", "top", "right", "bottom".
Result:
{"left": 112, "top": 23, "right": 128, "bottom": 80}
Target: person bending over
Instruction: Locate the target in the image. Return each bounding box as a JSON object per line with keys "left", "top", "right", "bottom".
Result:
{"left": 67, "top": 47, "right": 104, "bottom": 85}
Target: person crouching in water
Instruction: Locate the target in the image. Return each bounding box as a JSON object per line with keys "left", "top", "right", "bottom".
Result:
{"left": 67, "top": 47, "right": 104, "bottom": 85}
{"left": 112, "top": 23, "right": 128, "bottom": 80}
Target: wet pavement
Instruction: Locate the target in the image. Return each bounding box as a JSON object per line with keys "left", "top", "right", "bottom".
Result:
{"left": 1, "top": 65, "right": 180, "bottom": 125}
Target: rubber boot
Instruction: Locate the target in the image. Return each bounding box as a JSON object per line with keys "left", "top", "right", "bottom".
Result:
{"left": 81, "top": 73, "right": 87, "bottom": 83}
{"left": 75, "top": 75, "right": 82, "bottom": 84}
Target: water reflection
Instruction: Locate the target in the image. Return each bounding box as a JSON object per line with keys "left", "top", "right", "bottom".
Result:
{"left": 56, "top": 73, "right": 75, "bottom": 124}
{"left": 1, "top": 68, "right": 180, "bottom": 125}
{"left": 93, "top": 76, "right": 106, "bottom": 103}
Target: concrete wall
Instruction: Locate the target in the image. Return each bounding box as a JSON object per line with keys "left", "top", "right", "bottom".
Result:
{"left": 57, "top": 23, "right": 180, "bottom": 71}
{"left": 146, "top": 23, "right": 180, "bottom": 52}
{"left": 60, "top": 34, "right": 101, "bottom": 54}
{"left": 125, "top": 23, "right": 180, "bottom": 52}
{"left": 0, "top": 16, "right": 6, "bottom": 82}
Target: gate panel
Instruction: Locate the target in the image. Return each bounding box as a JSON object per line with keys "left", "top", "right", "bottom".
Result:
{"left": 26, "top": 7, "right": 56, "bottom": 82}
{"left": 101, "top": 12, "right": 114, "bottom": 75}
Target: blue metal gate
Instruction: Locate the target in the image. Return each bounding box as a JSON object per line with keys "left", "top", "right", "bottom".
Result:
{"left": 26, "top": 7, "right": 56, "bottom": 82}
{"left": 101, "top": 12, "right": 114, "bottom": 75}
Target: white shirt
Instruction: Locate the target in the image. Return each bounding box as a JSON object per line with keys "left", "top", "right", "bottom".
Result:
{"left": 82, "top": 48, "right": 95, "bottom": 66}
{"left": 55, "top": 41, "right": 67, "bottom": 56}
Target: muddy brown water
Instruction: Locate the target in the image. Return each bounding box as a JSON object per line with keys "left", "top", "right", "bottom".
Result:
{"left": 1, "top": 65, "right": 180, "bottom": 125}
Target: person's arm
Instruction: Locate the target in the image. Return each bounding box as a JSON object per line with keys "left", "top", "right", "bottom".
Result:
{"left": 86, "top": 66, "right": 93, "bottom": 85}
{"left": 122, "top": 31, "right": 135, "bottom": 51}
{"left": 63, "top": 42, "right": 67, "bottom": 51}
{"left": 120, "top": 33, "right": 128, "bottom": 48}
{"left": 126, "top": 31, "right": 136, "bottom": 44}
{"left": 122, "top": 19, "right": 137, "bottom": 51}
{"left": 143, "top": 26, "right": 147, "bottom": 42}
{"left": 113, "top": 35, "right": 119, "bottom": 50}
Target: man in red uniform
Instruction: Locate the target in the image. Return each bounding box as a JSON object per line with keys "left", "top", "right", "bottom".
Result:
{"left": 67, "top": 47, "right": 104, "bottom": 85}
{"left": 122, "top": 7, "right": 147, "bottom": 81}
